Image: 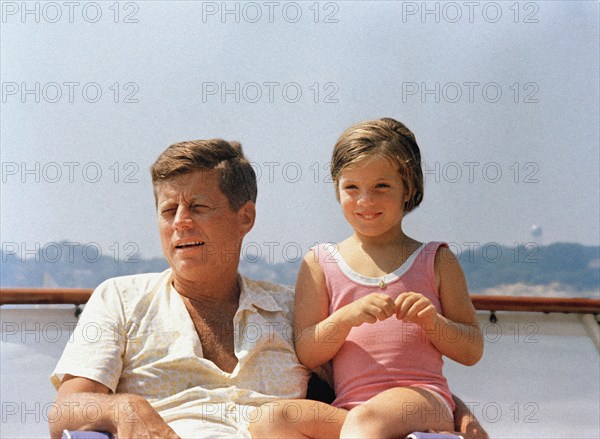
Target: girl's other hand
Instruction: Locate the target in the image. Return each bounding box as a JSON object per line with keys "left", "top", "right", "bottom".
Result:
{"left": 394, "top": 292, "right": 439, "bottom": 328}
{"left": 338, "top": 293, "right": 396, "bottom": 327}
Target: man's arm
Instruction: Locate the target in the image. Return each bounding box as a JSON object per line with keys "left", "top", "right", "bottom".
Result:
{"left": 49, "top": 375, "right": 179, "bottom": 439}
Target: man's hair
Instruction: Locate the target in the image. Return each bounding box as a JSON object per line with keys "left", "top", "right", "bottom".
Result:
{"left": 330, "top": 117, "right": 424, "bottom": 213}
{"left": 150, "top": 139, "right": 257, "bottom": 211}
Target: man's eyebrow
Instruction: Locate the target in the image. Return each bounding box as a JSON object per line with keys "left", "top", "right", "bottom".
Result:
{"left": 157, "top": 201, "right": 176, "bottom": 210}
{"left": 189, "top": 195, "right": 214, "bottom": 203}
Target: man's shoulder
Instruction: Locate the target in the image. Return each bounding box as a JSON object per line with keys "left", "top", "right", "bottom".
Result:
{"left": 99, "top": 269, "right": 170, "bottom": 287}
{"left": 241, "top": 276, "right": 295, "bottom": 309}
{"left": 94, "top": 269, "right": 172, "bottom": 300}
{"left": 243, "top": 276, "right": 292, "bottom": 292}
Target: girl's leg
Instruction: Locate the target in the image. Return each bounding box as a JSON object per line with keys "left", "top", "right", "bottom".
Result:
{"left": 340, "top": 387, "right": 454, "bottom": 439}
{"left": 248, "top": 399, "right": 347, "bottom": 439}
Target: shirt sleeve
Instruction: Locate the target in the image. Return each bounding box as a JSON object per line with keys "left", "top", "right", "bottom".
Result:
{"left": 50, "top": 278, "right": 127, "bottom": 392}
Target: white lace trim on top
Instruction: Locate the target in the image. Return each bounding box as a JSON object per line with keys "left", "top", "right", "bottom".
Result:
{"left": 324, "top": 242, "right": 427, "bottom": 287}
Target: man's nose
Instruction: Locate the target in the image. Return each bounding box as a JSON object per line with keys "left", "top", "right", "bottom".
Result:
{"left": 173, "top": 206, "right": 193, "bottom": 229}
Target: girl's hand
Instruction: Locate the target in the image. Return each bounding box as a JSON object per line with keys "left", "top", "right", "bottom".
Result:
{"left": 394, "top": 292, "right": 440, "bottom": 328}
{"left": 337, "top": 292, "right": 396, "bottom": 327}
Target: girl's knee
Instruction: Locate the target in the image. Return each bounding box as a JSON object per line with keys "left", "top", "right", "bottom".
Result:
{"left": 249, "top": 401, "right": 337, "bottom": 439}
{"left": 345, "top": 404, "right": 378, "bottom": 426}
{"left": 248, "top": 403, "right": 287, "bottom": 438}
{"left": 342, "top": 405, "right": 394, "bottom": 439}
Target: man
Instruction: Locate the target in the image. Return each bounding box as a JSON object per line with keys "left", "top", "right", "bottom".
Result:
{"left": 49, "top": 139, "right": 487, "bottom": 438}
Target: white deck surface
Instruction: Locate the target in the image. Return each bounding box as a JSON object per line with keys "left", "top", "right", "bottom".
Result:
{"left": 1, "top": 308, "right": 599, "bottom": 438}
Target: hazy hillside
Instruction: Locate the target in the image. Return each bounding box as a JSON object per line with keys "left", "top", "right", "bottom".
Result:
{"left": 1, "top": 241, "right": 598, "bottom": 298}
{"left": 457, "top": 242, "right": 599, "bottom": 298}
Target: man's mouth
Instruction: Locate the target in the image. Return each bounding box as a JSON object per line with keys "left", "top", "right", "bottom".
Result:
{"left": 175, "top": 241, "right": 205, "bottom": 249}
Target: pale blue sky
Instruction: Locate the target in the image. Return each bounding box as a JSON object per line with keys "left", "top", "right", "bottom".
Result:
{"left": 1, "top": 1, "right": 598, "bottom": 263}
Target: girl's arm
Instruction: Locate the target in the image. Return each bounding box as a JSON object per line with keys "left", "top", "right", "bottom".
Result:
{"left": 395, "top": 247, "right": 483, "bottom": 365}
{"left": 431, "top": 246, "right": 483, "bottom": 365}
{"left": 294, "top": 250, "right": 395, "bottom": 369}
{"left": 294, "top": 251, "right": 342, "bottom": 369}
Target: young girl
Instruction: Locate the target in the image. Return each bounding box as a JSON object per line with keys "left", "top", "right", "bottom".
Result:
{"left": 249, "top": 117, "right": 484, "bottom": 439}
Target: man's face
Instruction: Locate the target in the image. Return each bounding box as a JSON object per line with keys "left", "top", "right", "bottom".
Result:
{"left": 155, "top": 169, "right": 255, "bottom": 286}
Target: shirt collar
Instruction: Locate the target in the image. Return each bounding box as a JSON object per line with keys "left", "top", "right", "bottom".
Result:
{"left": 237, "top": 275, "right": 284, "bottom": 313}
{"left": 164, "top": 269, "right": 283, "bottom": 313}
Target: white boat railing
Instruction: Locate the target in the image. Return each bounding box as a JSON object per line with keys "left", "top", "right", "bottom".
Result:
{"left": 3, "top": 287, "right": 599, "bottom": 312}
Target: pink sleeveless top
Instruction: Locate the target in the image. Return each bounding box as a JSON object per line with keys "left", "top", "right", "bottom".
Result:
{"left": 315, "top": 241, "right": 454, "bottom": 410}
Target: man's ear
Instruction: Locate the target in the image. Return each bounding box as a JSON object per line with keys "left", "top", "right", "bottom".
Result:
{"left": 238, "top": 201, "right": 256, "bottom": 235}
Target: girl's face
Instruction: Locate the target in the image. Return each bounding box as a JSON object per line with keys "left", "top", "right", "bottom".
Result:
{"left": 338, "top": 155, "right": 409, "bottom": 240}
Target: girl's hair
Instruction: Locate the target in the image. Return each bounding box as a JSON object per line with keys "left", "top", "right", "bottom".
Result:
{"left": 330, "top": 117, "right": 424, "bottom": 213}
{"left": 150, "top": 139, "right": 257, "bottom": 211}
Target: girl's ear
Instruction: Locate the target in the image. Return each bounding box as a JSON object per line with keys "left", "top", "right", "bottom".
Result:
{"left": 403, "top": 181, "right": 413, "bottom": 203}
{"left": 403, "top": 184, "right": 416, "bottom": 211}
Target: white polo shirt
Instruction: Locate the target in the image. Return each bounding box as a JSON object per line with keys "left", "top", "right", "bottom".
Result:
{"left": 51, "top": 269, "right": 310, "bottom": 438}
